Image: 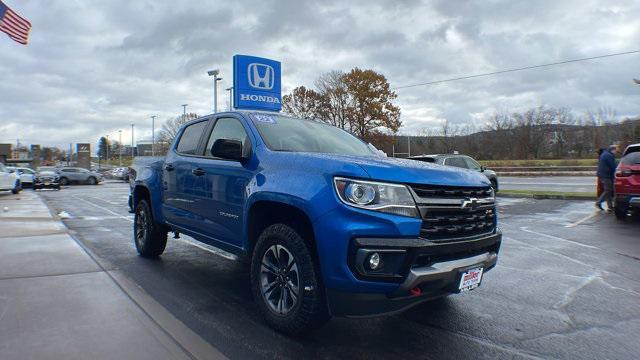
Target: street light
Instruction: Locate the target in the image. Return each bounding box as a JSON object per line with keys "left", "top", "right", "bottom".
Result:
{"left": 226, "top": 87, "right": 233, "bottom": 110}
{"left": 181, "top": 104, "right": 188, "bottom": 122}
{"left": 207, "top": 69, "right": 222, "bottom": 113}
{"left": 151, "top": 115, "right": 156, "bottom": 157}
{"left": 118, "top": 129, "right": 122, "bottom": 166}
{"left": 131, "top": 124, "right": 135, "bottom": 157}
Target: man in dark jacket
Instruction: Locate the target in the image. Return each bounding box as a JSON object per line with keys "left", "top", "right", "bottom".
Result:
{"left": 595, "top": 145, "right": 619, "bottom": 211}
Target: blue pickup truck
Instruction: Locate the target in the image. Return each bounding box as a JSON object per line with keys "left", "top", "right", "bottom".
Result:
{"left": 130, "top": 111, "right": 501, "bottom": 334}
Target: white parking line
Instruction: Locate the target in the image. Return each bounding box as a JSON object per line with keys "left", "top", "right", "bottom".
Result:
{"left": 519, "top": 226, "right": 600, "bottom": 249}
{"left": 565, "top": 211, "right": 601, "bottom": 228}
{"left": 71, "top": 195, "right": 133, "bottom": 222}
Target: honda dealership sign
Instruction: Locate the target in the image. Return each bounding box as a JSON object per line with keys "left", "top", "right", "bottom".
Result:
{"left": 233, "top": 55, "right": 281, "bottom": 112}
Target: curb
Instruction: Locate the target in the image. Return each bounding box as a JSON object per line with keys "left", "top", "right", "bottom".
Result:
{"left": 497, "top": 193, "right": 595, "bottom": 201}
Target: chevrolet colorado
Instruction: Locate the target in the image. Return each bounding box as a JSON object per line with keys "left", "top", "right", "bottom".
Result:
{"left": 130, "top": 111, "right": 501, "bottom": 334}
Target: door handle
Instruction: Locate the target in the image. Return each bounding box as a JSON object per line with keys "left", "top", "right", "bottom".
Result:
{"left": 192, "top": 168, "right": 205, "bottom": 176}
{"left": 164, "top": 164, "right": 175, "bottom": 171}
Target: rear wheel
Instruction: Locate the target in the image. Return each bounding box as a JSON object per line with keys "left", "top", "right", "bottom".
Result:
{"left": 614, "top": 202, "right": 628, "bottom": 220}
{"left": 134, "top": 199, "right": 167, "bottom": 258}
{"left": 251, "top": 224, "right": 329, "bottom": 334}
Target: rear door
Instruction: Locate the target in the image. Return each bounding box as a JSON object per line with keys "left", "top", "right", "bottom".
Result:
{"left": 189, "top": 116, "right": 254, "bottom": 247}
{"left": 162, "top": 119, "right": 210, "bottom": 230}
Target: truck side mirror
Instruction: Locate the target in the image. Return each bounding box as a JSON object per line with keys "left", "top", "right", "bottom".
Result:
{"left": 211, "top": 139, "right": 244, "bottom": 161}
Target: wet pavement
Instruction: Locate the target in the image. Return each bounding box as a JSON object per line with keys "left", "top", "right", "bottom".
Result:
{"left": 29, "top": 182, "right": 640, "bottom": 359}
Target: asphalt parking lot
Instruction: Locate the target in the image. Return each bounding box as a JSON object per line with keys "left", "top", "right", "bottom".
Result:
{"left": 22, "top": 182, "right": 640, "bottom": 359}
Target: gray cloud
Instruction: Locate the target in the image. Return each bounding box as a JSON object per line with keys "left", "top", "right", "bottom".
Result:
{"left": 0, "top": 0, "right": 638, "bottom": 148}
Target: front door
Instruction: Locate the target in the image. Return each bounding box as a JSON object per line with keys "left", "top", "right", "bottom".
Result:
{"left": 190, "top": 116, "right": 254, "bottom": 248}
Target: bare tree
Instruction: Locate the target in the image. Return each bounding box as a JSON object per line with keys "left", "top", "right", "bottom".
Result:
{"left": 158, "top": 113, "right": 199, "bottom": 145}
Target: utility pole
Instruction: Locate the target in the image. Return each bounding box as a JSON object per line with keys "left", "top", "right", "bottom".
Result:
{"left": 68, "top": 143, "right": 72, "bottom": 166}
{"left": 131, "top": 124, "right": 135, "bottom": 157}
{"left": 151, "top": 115, "right": 156, "bottom": 157}
{"left": 118, "top": 129, "right": 122, "bottom": 166}
{"left": 207, "top": 69, "right": 222, "bottom": 113}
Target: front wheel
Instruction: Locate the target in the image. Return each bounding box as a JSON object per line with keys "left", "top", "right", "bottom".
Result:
{"left": 87, "top": 176, "right": 97, "bottom": 185}
{"left": 134, "top": 199, "right": 167, "bottom": 258}
{"left": 59, "top": 177, "right": 69, "bottom": 186}
{"left": 250, "top": 224, "right": 329, "bottom": 335}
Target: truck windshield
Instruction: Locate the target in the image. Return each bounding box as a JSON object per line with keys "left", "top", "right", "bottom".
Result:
{"left": 250, "top": 114, "right": 375, "bottom": 156}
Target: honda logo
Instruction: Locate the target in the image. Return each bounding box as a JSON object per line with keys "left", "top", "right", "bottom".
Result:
{"left": 247, "top": 63, "right": 274, "bottom": 90}
{"left": 460, "top": 197, "right": 479, "bottom": 210}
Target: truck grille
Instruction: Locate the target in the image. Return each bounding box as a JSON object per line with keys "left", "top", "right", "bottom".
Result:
{"left": 410, "top": 184, "right": 496, "bottom": 242}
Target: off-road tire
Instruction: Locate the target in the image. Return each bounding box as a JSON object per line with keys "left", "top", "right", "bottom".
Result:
{"left": 134, "top": 199, "right": 167, "bottom": 258}
{"left": 250, "top": 224, "right": 330, "bottom": 335}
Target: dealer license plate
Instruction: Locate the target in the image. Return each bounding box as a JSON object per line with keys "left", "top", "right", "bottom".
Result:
{"left": 458, "top": 267, "right": 483, "bottom": 292}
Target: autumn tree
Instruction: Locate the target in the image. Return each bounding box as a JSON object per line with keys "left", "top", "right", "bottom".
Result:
{"left": 342, "top": 68, "right": 401, "bottom": 142}
{"left": 282, "top": 68, "right": 401, "bottom": 144}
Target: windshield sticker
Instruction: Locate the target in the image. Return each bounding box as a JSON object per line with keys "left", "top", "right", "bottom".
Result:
{"left": 251, "top": 113, "right": 277, "bottom": 124}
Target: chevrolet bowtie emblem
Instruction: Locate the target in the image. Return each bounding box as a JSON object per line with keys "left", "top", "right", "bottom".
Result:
{"left": 461, "top": 197, "right": 479, "bottom": 210}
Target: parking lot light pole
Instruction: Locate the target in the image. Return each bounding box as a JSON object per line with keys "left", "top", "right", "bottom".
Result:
{"left": 118, "top": 129, "right": 122, "bottom": 166}
{"left": 226, "top": 87, "right": 233, "bottom": 110}
{"left": 207, "top": 69, "right": 222, "bottom": 113}
{"left": 151, "top": 115, "right": 156, "bottom": 157}
{"left": 181, "top": 104, "right": 188, "bottom": 121}
{"left": 131, "top": 124, "right": 135, "bottom": 157}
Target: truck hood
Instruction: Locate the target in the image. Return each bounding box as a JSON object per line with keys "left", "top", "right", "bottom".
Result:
{"left": 285, "top": 152, "right": 491, "bottom": 187}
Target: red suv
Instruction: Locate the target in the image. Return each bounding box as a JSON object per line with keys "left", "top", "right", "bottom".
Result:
{"left": 614, "top": 143, "right": 640, "bottom": 220}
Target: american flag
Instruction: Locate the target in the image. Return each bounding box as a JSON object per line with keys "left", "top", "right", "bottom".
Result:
{"left": 0, "top": 1, "right": 31, "bottom": 45}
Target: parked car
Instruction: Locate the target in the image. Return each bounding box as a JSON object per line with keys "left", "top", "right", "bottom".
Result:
{"left": 7, "top": 167, "right": 36, "bottom": 187}
{"left": 409, "top": 154, "right": 499, "bottom": 191}
{"left": 614, "top": 143, "right": 640, "bottom": 220}
{"left": 57, "top": 167, "right": 103, "bottom": 185}
{"left": 33, "top": 170, "right": 61, "bottom": 191}
{"left": 0, "top": 163, "right": 22, "bottom": 194}
{"left": 109, "top": 167, "right": 129, "bottom": 181}
{"left": 130, "top": 111, "right": 501, "bottom": 334}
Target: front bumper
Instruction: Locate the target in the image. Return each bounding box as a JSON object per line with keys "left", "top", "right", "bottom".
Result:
{"left": 327, "top": 232, "right": 501, "bottom": 317}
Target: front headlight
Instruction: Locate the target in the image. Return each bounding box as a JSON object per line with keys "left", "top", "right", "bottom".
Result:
{"left": 334, "top": 177, "right": 419, "bottom": 218}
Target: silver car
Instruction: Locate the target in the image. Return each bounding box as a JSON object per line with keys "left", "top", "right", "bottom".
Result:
{"left": 57, "top": 167, "right": 103, "bottom": 185}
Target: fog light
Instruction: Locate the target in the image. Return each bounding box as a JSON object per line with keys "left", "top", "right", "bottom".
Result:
{"left": 368, "top": 252, "right": 381, "bottom": 270}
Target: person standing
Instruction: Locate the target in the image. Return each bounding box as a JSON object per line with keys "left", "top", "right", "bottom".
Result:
{"left": 595, "top": 145, "right": 619, "bottom": 211}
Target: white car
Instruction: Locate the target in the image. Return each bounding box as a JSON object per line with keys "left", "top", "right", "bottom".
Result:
{"left": 7, "top": 167, "right": 35, "bottom": 187}
{"left": 0, "top": 163, "right": 22, "bottom": 194}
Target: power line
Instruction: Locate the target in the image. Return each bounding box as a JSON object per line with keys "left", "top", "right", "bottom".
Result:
{"left": 394, "top": 50, "right": 640, "bottom": 90}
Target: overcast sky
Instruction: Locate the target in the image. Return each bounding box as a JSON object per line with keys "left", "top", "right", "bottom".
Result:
{"left": 1, "top": 0, "right": 639, "bottom": 149}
